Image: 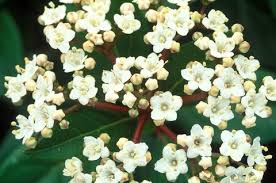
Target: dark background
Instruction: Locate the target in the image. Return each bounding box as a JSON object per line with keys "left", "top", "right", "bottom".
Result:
{"left": 0, "top": 0, "right": 276, "bottom": 182}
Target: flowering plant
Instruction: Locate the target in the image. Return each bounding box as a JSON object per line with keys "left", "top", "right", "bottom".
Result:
{"left": 0, "top": 0, "right": 276, "bottom": 182}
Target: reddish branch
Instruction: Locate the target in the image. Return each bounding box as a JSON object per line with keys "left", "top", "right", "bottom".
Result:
{"left": 89, "top": 102, "right": 129, "bottom": 113}
{"left": 96, "top": 44, "right": 116, "bottom": 64}
{"left": 132, "top": 112, "right": 148, "bottom": 143}
{"left": 64, "top": 103, "right": 81, "bottom": 114}
{"left": 182, "top": 92, "right": 208, "bottom": 104}
{"left": 157, "top": 125, "right": 177, "bottom": 142}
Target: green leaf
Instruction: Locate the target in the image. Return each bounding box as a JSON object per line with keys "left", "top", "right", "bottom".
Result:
{"left": 0, "top": 10, "right": 23, "bottom": 96}
{"left": 269, "top": 0, "right": 276, "bottom": 17}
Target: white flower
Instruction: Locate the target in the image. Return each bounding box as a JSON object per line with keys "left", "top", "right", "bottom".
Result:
{"left": 83, "top": 136, "right": 110, "bottom": 161}
{"left": 114, "top": 57, "right": 135, "bottom": 70}
{"left": 13, "top": 115, "right": 34, "bottom": 144}
{"left": 150, "top": 91, "right": 183, "bottom": 122}
{"left": 122, "top": 92, "right": 137, "bottom": 108}
{"left": 220, "top": 166, "right": 246, "bottom": 183}
{"left": 203, "top": 96, "right": 234, "bottom": 126}
{"left": 259, "top": 76, "right": 276, "bottom": 101}
{"left": 208, "top": 32, "right": 235, "bottom": 58}
{"left": 246, "top": 137, "right": 266, "bottom": 166}
{"left": 213, "top": 67, "right": 245, "bottom": 98}
{"left": 31, "top": 103, "right": 57, "bottom": 132}
{"left": 78, "top": 12, "right": 111, "bottom": 33}
{"left": 146, "top": 24, "right": 176, "bottom": 53}
{"left": 32, "top": 75, "right": 55, "bottom": 104}
{"left": 63, "top": 157, "right": 83, "bottom": 177}
{"left": 244, "top": 167, "right": 264, "bottom": 183}
{"left": 185, "top": 124, "right": 212, "bottom": 158}
{"left": 70, "top": 75, "right": 98, "bottom": 105}
{"left": 5, "top": 76, "right": 27, "bottom": 103}
{"left": 69, "top": 173, "right": 92, "bottom": 183}
{"left": 40, "top": 4, "right": 66, "bottom": 25}
{"left": 138, "top": 53, "right": 165, "bottom": 78}
{"left": 63, "top": 48, "right": 86, "bottom": 73}
{"left": 220, "top": 130, "right": 251, "bottom": 161}
{"left": 21, "top": 55, "right": 39, "bottom": 81}
{"left": 114, "top": 13, "right": 141, "bottom": 34}
{"left": 165, "top": 8, "right": 194, "bottom": 36}
{"left": 59, "top": 0, "right": 74, "bottom": 3}
{"left": 202, "top": 10, "right": 228, "bottom": 32}
{"left": 234, "top": 55, "right": 260, "bottom": 80}
{"left": 241, "top": 89, "right": 269, "bottom": 118}
{"left": 45, "top": 23, "right": 75, "bottom": 53}
{"left": 82, "top": 0, "right": 111, "bottom": 15}
{"left": 95, "top": 160, "right": 124, "bottom": 183}
{"left": 167, "top": 0, "right": 191, "bottom": 6}
{"left": 154, "top": 145, "right": 188, "bottom": 182}
{"left": 116, "top": 141, "right": 149, "bottom": 173}
{"left": 181, "top": 61, "right": 215, "bottom": 92}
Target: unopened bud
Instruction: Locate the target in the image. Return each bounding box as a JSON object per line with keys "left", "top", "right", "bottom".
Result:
{"left": 146, "top": 151, "right": 152, "bottom": 162}
{"left": 209, "top": 86, "right": 219, "bottom": 97}
{"left": 138, "top": 98, "right": 150, "bottom": 110}
{"left": 116, "top": 138, "right": 128, "bottom": 149}
{"left": 199, "top": 157, "right": 212, "bottom": 170}
{"left": 191, "top": 11, "right": 202, "bottom": 23}
{"left": 103, "top": 31, "right": 116, "bottom": 43}
{"left": 217, "top": 156, "right": 229, "bottom": 166}
{"left": 128, "top": 109, "right": 139, "bottom": 118}
{"left": 59, "top": 120, "right": 70, "bottom": 129}
{"left": 99, "top": 133, "right": 111, "bottom": 144}
{"left": 130, "top": 74, "right": 143, "bottom": 85}
{"left": 170, "top": 41, "right": 180, "bottom": 53}
{"left": 218, "top": 121, "right": 227, "bottom": 130}
{"left": 232, "top": 32, "right": 244, "bottom": 45}
{"left": 192, "top": 32, "right": 203, "bottom": 41}
{"left": 85, "top": 58, "right": 96, "bottom": 70}
{"left": 153, "top": 119, "right": 165, "bottom": 126}
{"left": 83, "top": 40, "right": 94, "bottom": 53}
{"left": 222, "top": 57, "right": 234, "bottom": 68}
{"left": 53, "top": 109, "right": 65, "bottom": 121}
{"left": 145, "top": 9, "right": 158, "bottom": 23}
{"left": 25, "top": 79, "right": 36, "bottom": 92}
{"left": 145, "top": 78, "right": 158, "bottom": 91}
{"left": 52, "top": 93, "right": 65, "bottom": 106}
{"left": 184, "top": 84, "right": 194, "bottom": 95}
{"left": 235, "top": 104, "right": 245, "bottom": 114}
{"left": 244, "top": 80, "right": 256, "bottom": 92}
{"left": 215, "top": 165, "right": 225, "bottom": 177}
{"left": 231, "top": 23, "right": 244, "bottom": 33}
{"left": 230, "top": 96, "right": 240, "bottom": 104}
{"left": 24, "top": 137, "right": 37, "bottom": 149}
{"left": 66, "top": 12, "right": 79, "bottom": 24}
{"left": 120, "top": 3, "right": 135, "bottom": 15}
{"left": 196, "top": 101, "right": 207, "bottom": 114}
{"left": 41, "top": 128, "right": 53, "bottom": 138}
{"left": 239, "top": 41, "right": 250, "bottom": 53}
{"left": 157, "top": 68, "right": 169, "bottom": 80}
{"left": 177, "top": 134, "right": 188, "bottom": 147}
{"left": 188, "top": 176, "right": 200, "bottom": 183}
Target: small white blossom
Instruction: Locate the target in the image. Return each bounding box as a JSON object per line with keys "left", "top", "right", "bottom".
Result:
{"left": 114, "top": 13, "right": 141, "bottom": 34}
{"left": 122, "top": 92, "right": 137, "bottom": 108}
{"left": 5, "top": 76, "right": 27, "bottom": 103}
{"left": 114, "top": 57, "right": 135, "bottom": 70}
{"left": 167, "top": 0, "right": 191, "bottom": 6}
{"left": 82, "top": 0, "right": 111, "bottom": 15}
{"left": 154, "top": 145, "right": 188, "bottom": 182}
{"left": 45, "top": 23, "right": 75, "bottom": 53}
{"left": 95, "top": 160, "right": 124, "bottom": 183}
{"left": 220, "top": 166, "right": 246, "bottom": 183}
{"left": 116, "top": 141, "right": 149, "bottom": 173}
{"left": 138, "top": 53, "right": 165, "bottom": 78}
{"left": 244, "top": 167, "right": 264, "bottom": 183}
{"left": 63, "top": 157, "right": 83, "bottom": 177}
{"left": 185, "top": 124, "right": 212, "bottom": 158}
{"left": 78, "top": 12, "right": 111, "bottom": 33}
{"left": 181, "top": 61, "right": 215, "bottom": 92}
{"left": 203, "top": 96, "right": 234, "bottom": 126}
{"left": 194, "top": 36, "right": 210, "bottom": 51}
{"left": 21, "top": 55, "right": 39, "bottom": 81}
{"left": 13, "top": 115, "right": 34, "bottom": 144}
{"left": 220, "top": 130, "right": 251, "bottom": 161}
{"left": 165, "top": 8, "right": 194, "bottom": 36}
{"left": 147, "top": 24, "right": 176, "bottom": 53}
{"left": 213, "top": 67, "right": 245, "bottom": 98}
{"left": 259, "top": 76, "right": 276, "bottom": 101}
{"left": 150, "top": 91, "right": 183, "bottom": 122}
{"left": 63, "top": 48, "right": 86, "bottom": 73}
{"left": 234, "top": 55, "right": 260, "bottom": 80}
{"left": 241, "top": 89, "right": 270, "bottom": 118}
{"left": 208, "top": 32, "right": 235, "bottom": 58}
{"left": 40, "top": 4, "right": 66, "bottom": 25}
{"left": 32, "top": 75, "right": 55, "bottom": 104}
{"left": 202, "top": 10, "right": 228, "bottom": 32}
{"left": 83, "top": 136, "right": 110, "bottom": 161}
{"left": 69, "top": 173, "right": 92, "bottom": 183}
{"left": 246, "top": 137, "right": 266, "bottom": 166}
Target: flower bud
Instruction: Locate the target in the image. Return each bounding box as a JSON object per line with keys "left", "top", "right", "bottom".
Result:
{"left": 131, "top": 74, "right": 143, "bottom": 85}
{"left": 242, "top": 116, "right": 256, "bottom": 128}
{"left": 217, "top": 156, "right": 229, "bottom": 166}
{"left": 153, "top": 119, "right": 165, "bottom": 126}
{"left": 53, "top": 109, "right": 65, "bottom": 121}
{"left": 230, "top": 96, "right": 240, "bottom": 104}
{"left": 120, "top": 3, "right": 135, "bottom": 15}
{"left": 85, "top": 58, "right": 96, "bottom": 70}
{"left": 136, "top": 0, "right": 151, "bottom": 10}
{"left": 66, "top": 12, "right": 79, "bottom": 24}
{"left": 138, "top": 98, "right": 150, "bottom": 110}
{"left": 231, "top": 23, "right": 244, "bottom": 33}
{"left": 239, "top": 41, "right": 250, "bottom": 53}
{"left": 243, "top": 80, "right": 256, "bottom": 92}
{"left": 145, "top": 78, "right": 158, "bottom": 91}
{"left": 36, "top": 54, "right": 48, "bottom": 66}
{"left": 25, "top": 79, "right": 36, "bottom": 92}
{"left": 44, "top": 71, "right": 56, "bottom": 81}
{"left": 52, "top": 93, "right": 65, "bottom": 106}
{"left": 208, "top": 86, "right": 219, "bottom": 97}
{"left": 199, "top": 157, "right": 212, "bottom": 170}
{"left": 116, "top": 138, "right": 128, "bottom": 149}
{"left": 191, "top": 11, "right": 202, "bottom": 23}
{"left": 188, "top": 176, "right": 200, "bottom": 183}
{"left": 192, "top": 32, "right": 203, "bottom": 41}
{"left": 103, "top": 31, "right": 116, "bottom": 43}
{"left": 99, "top": 133, "right": 111, "bottom": 144}
{"left": 235, "top": 104, "right": 245, "bottom": 114}
{"left": 157, "top": 68, "right": 169, "bottom": 80}
{"left": 215, "top": 165, "right": 226, "bottom": 176}
{"left": 128, "top": 109, "right": 139, "bottom": 118}
{"left": 24, "top": 137, "right": 37, "bottom": 149}
{"left": 170, "top": 41, "right": 180, "bottom": 53}
{"left": 41, "top": 128, "right": 53, "bottom": 138}
{"left": 232, "top": 32, "right": 244, "bottom": 45}
{"left": 222, "top": 57, "right": 234, "bottom": 68}
{"left": 145, "top": 9, "right": 158, "bottom": 23}
{"left": 255, "top": 164, "right": 267, "bottom": 172}
{"left": 196, "top": 101, "right": 207, "bottom": 114}
{"left": 59, "top": 120, "right": 70, "bottom": 129}
{"left": 218, "top": 121, "right": 227, "bottom": 130}
{"left": 146, "top": 151, "right": 152, "bottom": 162}
{"left": 184, "top": 84, "right": 194, "bottom": 95}
{"left": 83, "top": 40, "right": 94, "bottom": 53}
{"left": 122, "top": 92, "right": 137, "bottom": 108}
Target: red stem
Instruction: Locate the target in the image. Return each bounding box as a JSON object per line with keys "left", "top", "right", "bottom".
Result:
{"left": 157, "top": 125, "right": 177, "bottom": 142}
{"left": 160, "top": 49, "right": 170, "bottom": 61}
{"left": 93, "top": 102, "right": 129, "bottom": 112}
{"left": 132, "top": 112, "right": 148, "bottom": 143}
{"left": 182, "top": 92, "right": 208, "bottom": 104}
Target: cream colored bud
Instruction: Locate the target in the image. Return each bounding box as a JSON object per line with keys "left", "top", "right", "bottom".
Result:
{"left": 41, "top": 128, "right": 53, "bottom": 138}
{"left": 191, "top": 11, "right": 202, "bottom": 23}
{"left": 91, "top": 34, "right": 104, "bottom": 45}
{"left": 124, "top": 83, "right": 134, "bottom": 92}
{"left": 231, "top": 23, "right": 244, "bottom": 33}
{"left": 184, "top": 84, "right": 195, "bottom": 95}
{"left": 25, "top": 79, "right": 36, "bottom": 92}
{"left": 177, "top": 134, "right": 188, "bottom": 147}
{"left": 170, "top": 41, "right": 180, "bottom": 53}
{"left": 192, "top": 32, "right": 203, "bottom": 41}
{"left": 222, "top": 57, "right": 234, "bottom": 67}
{"left": 36, "top": 54, "right": 48, "bottom": 66}
{"left": 38, "top": 15, "right": 45, "bottom": 25}
{"left": 116, "top": 138, "right": 128, "bottom": 149}
{"left": 59, "top": 120, "right": 70, "bottom": 129}
{"left": 99, "top": 133, "right": 111, "bottom": 144}
{"left": 145, "top": 78, "right": 158, "bottom": 91}
{"left": 44, "top": 71, "right": 56, "bottom": 81}
{"left": 75, "top": 21, "right": 85, "bottom": 32}
{"left": 84, "top": 58, "right": 96, "bottom": 70}
{"left": 153, "top": 119, "right": 165, "bottom": 126}
{"left": 199, "top": 157, "right": 212, "bottom": 170}
{"left": 138, "top": 98, "right": 150, "bottom": 110}
{"left": 120, "top": 3, "right": 135, "bottom": 15}
{"left": 145, "top": 9, "right": 158, "bottom": 23}
{"left": 215, "top": 165, "right": 226, "bottom": 177}
{"left": 232, "top": 32, "right": 244, "bottom": 45}
{"left": 242, "top": 117, "right": 256, "bottom": 128}
{"left": 66, "top": 12, "right": 79, "bottom": 24}
{"left": 24, "top": 137, "right": 37, "bottom": 149}
{"left": 230, "top": 96, "right": 240, "bottom": 104}
{"left": 52, "top": 93, "right": 65, "bottom": 106}
{"left": 67, "top": 81, "right": 73, "bottom": 90}
{"left": 239, "top": 41, "right": 250, "bottom": 53}
{"left": 103, "top": 31, "right": 116, "bottom": 43}
{"left": 128, "top": 109, "right": 139, "bottom": 118}
{"left": 44, "top": 61, "right": 54, "bottom": 70}
{"left": 188, "top": 176, "right": 200, "bottom": 183}
{"left": 83, "top": 40, "right": 94, "bottom": 53}
{"left": 136, "top": 0, "right": 150, "bottom": 10}
{"left": 196, "top": 101, "right": 207, "bottom": 114}
{"left": 144, "top": 34, "right": 150, "bottom": 44}
{"left": 218, "top": 121, "right": 227, "bottom": 130}
{"left": 203, "top": 126, "right": 214, "bottom": 137}
{"left": 146, "top": 151, "right": 152, "bottom": 162}
{"left": 157, "top": 68, "right": 169, "bottom": 80}
{"left": 235, "top": 104, "right": 245, "bottom": 114}
{"left": 243, "top": 80, "right": 256, "bottom": 92}
{"left": 255, "top": 164, "right": 266, "bottom": 172}
{"left": 217, "top": 156, "right": 229, "bottom": 166}
{"left": 208, "top": 86, "right": 219, "bottom": 97}
{"left": 27, "top": 104, "right": 35, "bottom": 114}
{"left": 131, "top": 74, "right": 143, "bottom": 85}
{"left": 121, "top": 172, "right": 129, "bottom": 182}
{"left": 53, "top": 109, "right": 65, "bottom": 121}
{"left": 11, "top": 121, "right": 17, "bottom": 126}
